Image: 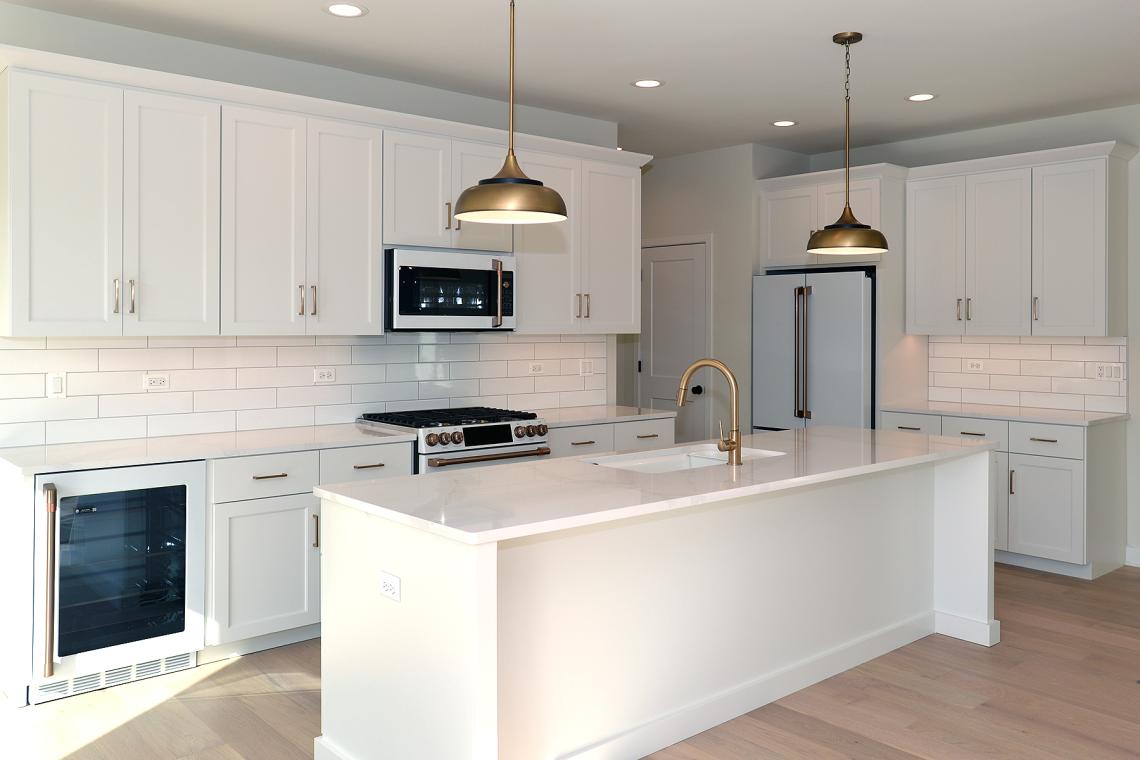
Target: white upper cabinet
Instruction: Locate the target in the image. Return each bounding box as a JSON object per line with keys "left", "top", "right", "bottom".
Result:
{"left": 124, "top": 91, "right": 221, "bottom": 336}
{"left": 964, "top": 169, "right": 1031, "bottom": 336}
{"left": 1032, "top": 159, "right": 1107, "bottom": 336}
{"left": 513, "top": 150, "right": 580, "bottom": 334}
{"left": 452, "top": 140, "right": 515, "bottom": 253}
{"left": 5, "top": 72, "right": 123, "bottom": 335}
{"left": 817, "top": 178, "right": 882, "bottom": 265}
{"left": 760, "top": 186, "right": 817, "bottom": 269}
{"left": 221, "top": 105, "right": 307, "bottom": 335}
{"left": 306, "top": 118, "right": 383, "bottom": 336}
{"left": 580, "top": 160, "right": 641, "bottom": 334}
{"left": 906, "top": 176, "right": 965, "bottom": 335}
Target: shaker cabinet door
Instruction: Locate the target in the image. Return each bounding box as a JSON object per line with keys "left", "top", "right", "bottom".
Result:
{"left": 451, "top": 139, "right": 514, "bottom": 252}
{"left": 580, "top": 160, "right": 640, "bottom": 334}
{"left": 965, "top": 169, "right": 1031, "bottom": 336}
{"left": 760, "top": 186, "right": 817, "bottom": 269}
{"left": 906, "top": 176, "right": 965, "bottom": 335}
{"left": 382, "top": 130, "right": 453, "bottom": 248}
{"left": 1007, "top": 454, "right": 1085, "bottom": 564}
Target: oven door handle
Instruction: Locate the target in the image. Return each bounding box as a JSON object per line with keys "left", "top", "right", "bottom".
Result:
{"left": 43, "top": 482, "right": 58, "bottom": 679}
{"left": 491, "top": 258, "right": 504, "bottom": 328}
{"left": 427, "top": 446, "right": 551, "bottom": 468}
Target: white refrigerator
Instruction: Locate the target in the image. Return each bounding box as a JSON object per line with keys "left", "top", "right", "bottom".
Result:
{"left": 752, "top": 269, "right": 874, "bottom": 431}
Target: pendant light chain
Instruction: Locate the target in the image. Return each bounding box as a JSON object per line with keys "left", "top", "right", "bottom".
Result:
{"left": 843, "top": 40, "right": 851, "bottom": 208}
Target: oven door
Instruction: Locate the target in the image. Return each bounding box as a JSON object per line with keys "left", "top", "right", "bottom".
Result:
{"left": 419, "top": 442, "right": 551, "bottom": 473}
{"left": 32, "top": 461, "right": 206, "bottom": 687}
{"left": 387, "top": 248, "right": 516, "bottom": 331}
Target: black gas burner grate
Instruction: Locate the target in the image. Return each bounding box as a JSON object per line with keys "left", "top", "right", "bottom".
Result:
{"left": 360, "top": 407, "right": 539, "bottom": 429}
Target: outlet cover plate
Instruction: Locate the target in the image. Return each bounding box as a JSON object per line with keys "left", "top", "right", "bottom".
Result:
{"left": 579, "top": 359, "right": 594, "bottom": 376}
{"left": 379, "top": 571, "right": 401, "bottom": 602}
{"left": 964, "top": 359, "right": 985, "bottom": 373}
{"left": 144, "top": 373, "right": 170, "bottom": 390}
{"left": 314, "top": 367, "right": 336, "bottom": 384}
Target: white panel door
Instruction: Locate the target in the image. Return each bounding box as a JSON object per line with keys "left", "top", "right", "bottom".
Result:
{"left": 906, "top": 176, "right": 965, "bottom": 335}
{"left": 513, "top": 150, "right": 580, "bottom": 334}
{"left": 580, "top": 161, "right": 640, "bottom": 334}
{"left": 208, "top": 494, "right": 320, "bottom": 644}
{"left": 451, "top": 140, "right": 514, "bottom": 253}
{"left": 1007, "top": 454, "right": 1085, "bottom": 564}
{"left": 382, "top": 130, "right": 452, "bottom": 248}
{"left": 752, "top": 274, "right": 803, "bottom": 431}
{"left": 9, "top": 72, "right": 123, "bottom": 335}
{"left": 306, "top": 118, "right": 383, "bottom": 335}
{"left": 124, "top": 91, "right": 220, "bottom": 336}
{"left": 818, "top": 178, "right": 882, "bottom": 264}
{"left": 760, "top": 185, "right": 817, "bottom": 268}
{"left": 221, "top": 106, "right": 307, "bottom": 335}
{"left": 965, "top": 169, "right": 1031, "bottom": 336}
{"left": 1032, "top": 159, "right": 1107, "bottom": 336}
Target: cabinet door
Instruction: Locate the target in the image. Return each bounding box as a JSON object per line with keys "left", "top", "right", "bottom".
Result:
{"left": 382, "top": 130, "right": 452, "bottom": 248}
{"left": 906, "top": 176, "right": 965, "bottom": 335}
{"left": 8, "top": 73, "right": 123, "bottom": 335}
{"left": 306, "top": 118, "right": 383, "bottom": 335}
{"left": 1031, "top": 159, "right": 1107, "bottom": 336}
{"left": 994, "top": 451, "right": 1009, "bottom": 552}
{"left": 580, "top": 161, "right": 640, "bottom": 333}
{"left": 513, "top": 150, "right": 581, "bottom": 334}
{"left": 208, "top": 494, "right": 320, "bottom": 644}
{"left": 124, "top": 91, "right": 221, "bottom": 336}
{"left": 760, "top": 185, "right": 817, "bottom": 268}
{"left": 1007, "top": 454, "right": 1085, "bottom": 564}
{"left": 221, "top": 106, "right": 307, "bottom": 335}
{"left": 818, "top": 178, "right": 882, "bottom": 264}
{"left": 965, "top": 169, "right": 1031, "bottom": 336}
{"left": 451, "top": 140, "right": 514, "bottom": 252}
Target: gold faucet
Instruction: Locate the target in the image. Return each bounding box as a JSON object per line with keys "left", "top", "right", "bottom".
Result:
{"left": 676, "top": 358, "right": 742, "bottom": 466}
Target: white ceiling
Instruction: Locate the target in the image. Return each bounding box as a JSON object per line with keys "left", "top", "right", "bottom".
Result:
{"left": 10, "top": 0, "right": 1140, "bottom": 157}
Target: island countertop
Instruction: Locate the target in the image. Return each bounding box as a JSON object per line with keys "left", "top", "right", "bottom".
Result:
{"left": 315, "top": 426, "right": 993, "bottom": 545}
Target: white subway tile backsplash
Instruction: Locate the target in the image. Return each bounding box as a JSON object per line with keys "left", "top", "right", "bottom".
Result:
{"left": 1051, "top": 344, "right": 1121, "bottom": 362}
{"left": 928, "top": 387, "right": 963, "bottom": 403}
{"left": 933, "top": 373, "right": 989, "bottom": 390}
{"left": 1050, "top": 378, "right": 1121, "bottom": 396}
{"left": 1019, "top": 360, "right": 1086, "bottom": 378}
{"left": 0, "top": 334, "right": 609, "bottom": 445}
{"left": 928, "top": 357, "right": 962, "bottom": 373}
{"left": 1084, "top": 396, "right": 1128, "bottom": 413}
{"left": 987, "top": 344, "right": 1051, "bottom": 360}
{"left": 990, "top": 375, "right": 1052, "bottom": 393}
{"left": 1019, "top": 391, "right": 1085, "bottom": 410}
{"left": 960, "top": 389, "right": 1021, "bottom": 406}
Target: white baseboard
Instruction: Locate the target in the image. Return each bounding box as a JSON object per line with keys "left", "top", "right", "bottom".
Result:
{"left": 558, "top": 612, "right": 933, "bottom": 760}
{"left": 934, "top": 611, "right": 1000, "bottom": 646}
{"left": 314, "top": 736, "right": 352, "bottom": 760}
{"left": 197, "top": 623, "right": 320, "bottom": 665}
{"left": 1126, "top": 546, "right": 1140, "bottom": 568}
{"left": 996, "top": 550, "right": 1096, "bottom": 580}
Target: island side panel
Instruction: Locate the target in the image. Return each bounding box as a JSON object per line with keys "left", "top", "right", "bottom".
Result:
{"left": 496, "top": 465, "right": 937, "bottom": 760}
{"left": 315, "top": 500, "right": 498, "bottom": 760}
{"left": 932, "top": 450, "right": 1000, "bottom": 646}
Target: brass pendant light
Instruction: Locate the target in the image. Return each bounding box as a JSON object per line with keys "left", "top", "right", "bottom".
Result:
{"left": 454, "top": 0, "right": 567, "bottom": 225}
{"left": 807, "top": 32, "right": 888, "bottom": 255}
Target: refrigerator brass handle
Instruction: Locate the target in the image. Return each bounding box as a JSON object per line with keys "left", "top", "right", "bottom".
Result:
{"left": 897, "top": 425, "right": 921, "bottom": 431}
{"left": 311, "top": 285, "right": 317, "bottom": 316}
{"left": 445, "top": 201, "right": 453, "bottom": 230}
{"left": 793, "top": 286, "right": 803, "bottom": 418}
{"left": 802, "top": 285, "right": 812, "bottom": 420}
{"left": 427, "top": 446, "right": 551, "bottom": 467}
{"left": 956, "top": 298, "right": 962, "bottom": 321}
{"left": 584, "top": 293, "right": 591, "bottom": 319}
{"left": 312, "top": 514, "right": 320, "bottom": 548}
{"left": 129, "top": 280, "right": 137, "bottom": 314}
{"left": 252, "top": 472, "right": 289, "bottom": 480}
{"left": 113, "top": 278, "right": 120, "bottom": 315}
{"left": 352, "top": 462, "right": 387, "bottom": 470}
{"left": 1009, "top": 469, "right": 1015, "bottom": 495}
{"left": 1032, "top": 296, "right": 1039, "bottom": 321}
{"left": 570, "top": 440, "right": 596, "bottom": 446}
{"left": 298, "top": 285, "right": 305, "bottom": 316}
{"left": 576, "top": 293, "right": 582, "bottom": 319}
{"left": 636, "top": 433, "right": 659, "bottom": 440}
{"left": 43, "top": 482, "right": 58, "bottom": 679}
{"left": 958, "top": 431, "right": 986, "bottom": 437}
{"left": 966, "top": 297, "right": 972, "bottom": 321}
{"left": 492, "top": 259, "right": 504, "bottom": 328}
{"left": 1029, "top": 437, "right": 1058, "bottom": 444}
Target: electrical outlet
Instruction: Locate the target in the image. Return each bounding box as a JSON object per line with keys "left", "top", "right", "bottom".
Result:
{"left": 314, "top": 367, "right": 336, "bottom": 384}
{"left": 528, "top": 362, "right": 545, "bottom": 375}
{"left": 1094, "top": 363, "right": 1125, "bottom": 380}
{"left": 579, "top": 359, "right": 594, "bottom": 376}
{"left": 45, "top": 373, "right": 66, "bottom": 398}
{"left": 144, "top": 373, "right": 170, "bottom": 390}
{"left": 964, "top": 359, "right": 985, "bottom": 373}
{"left": 379, "top": 571, "right": 401, "bottom": 602}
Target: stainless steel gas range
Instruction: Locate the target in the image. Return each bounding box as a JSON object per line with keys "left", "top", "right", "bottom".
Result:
{"left": 357, "top": 407, "right": 550, "bottom": 473}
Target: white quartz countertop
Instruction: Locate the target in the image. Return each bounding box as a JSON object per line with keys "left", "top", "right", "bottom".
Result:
{"left": 882, "top": 401, "right": 1128, "bottom": 427}
{"left": 535, "top": 405, "right": 677, "bottom": 427}
{"left": 316, "top": 426, "right": 993, "bottom": 545}
{"left": 0, "top": 423, "right": 415, "bottom": 476}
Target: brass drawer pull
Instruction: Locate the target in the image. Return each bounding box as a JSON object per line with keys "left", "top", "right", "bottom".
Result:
{"left": 897, "top": 425, "right": 921, "bottom": 431}
{"left": 352, "top": 462, "right": 386, "bottom": 470}
{"left": 636, "top": 433, "right": 659, "bottom": 439}
{"left": 571, "top": 440, "right": 596, "bottom": 446}
{"left": 252, "top": 472, "right": 289, "bottom": 480}
{"left": 958, "top": 431, "right": 986, "bottom": 437}
{"left": 1009, "top": 469, "right": 1015, "bottom": 495}
{"left": 312, "top": 514, "right": 320, "bottom": 548}
{"left": 1029, "top": 437, "right": 1058, "bottom": 443}
{"left": 445, "top": 201, "right": 453, "bottom": 230}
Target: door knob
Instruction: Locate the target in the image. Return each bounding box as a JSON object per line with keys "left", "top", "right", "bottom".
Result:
{"left": 691, "top": 385, "right": 704, "bottom": 395}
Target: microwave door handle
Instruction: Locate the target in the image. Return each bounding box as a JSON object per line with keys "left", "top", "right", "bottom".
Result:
{"left": 492, "top": 258, "right": 504, "bottom": 328}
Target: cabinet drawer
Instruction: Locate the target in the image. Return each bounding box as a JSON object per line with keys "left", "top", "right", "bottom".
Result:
{"left": 940, "top": 416, "right": 1009, "bottom": 451}
{"left": 614, "top": 417, "right": 676, "bottom": 452}
{"left": 212, "top": 450, "right": 319, "bottom": 503}
{"left": 881, "top": 411, "right": 941, "bottom": 435}
{"left": 319, "top": 443, "right": 413, "bottom": 485}
{"left": 548, "top": 424, "right": 615, "bottom": 458}
{"left": 1009, "top": 422, "right": 1084, "bottom": 459}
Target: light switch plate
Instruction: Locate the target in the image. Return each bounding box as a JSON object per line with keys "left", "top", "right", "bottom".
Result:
{"left": 579, "top": 360, "right": 594, "bottom": 376}
{"left": 1094, "top": 362, "right": 1125, "bottom": 380}
{"left": 45, "top": 373, "right": 66, "bottom": 398}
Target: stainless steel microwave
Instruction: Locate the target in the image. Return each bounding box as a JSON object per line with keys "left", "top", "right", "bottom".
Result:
{"left": 385, "top": 248, "right": 516, "bottom": 331}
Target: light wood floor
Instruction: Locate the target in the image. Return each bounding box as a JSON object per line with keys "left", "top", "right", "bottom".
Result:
{"left": 5, "top": 564, "right": 1139, "bottom": 759}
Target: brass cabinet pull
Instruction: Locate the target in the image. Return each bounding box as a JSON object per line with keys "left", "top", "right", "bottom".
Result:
{"left": 956, "top": 298, "right": 962, "bottom": 321}
{"left": 312, "top": 514, "right": 320, "bottom": 548}
{"left": 352, "top": 462, "right": 386, "bottom": 470}
{"left": 427, "top": 446, "right": 551, "bottom": 467}
{"left": 113, "top": 278, "right": 121, "bottom": 315}
{"left": 492, "top": 258, "right": 504, "bottom": 328}
{"left": 897, "top": 425, "right": 921, "bottom": 431}
{"left": 445, "top": 201, "right": 453, "bottom": 230}
{"left": 456, "top": 216, "right": 462, "bottom": 231}
{"left": 1009, "top": 469, "right": 1016, "bottom": 495}
{"left": 584, "top": 293, "right": 591, "bottom": 318}
{"left": 1032, "top": 296, "right": 1040, "bottom": 321}
{"left": 1029, "top": 437, "right": 1058, "bottom": 443}
{"left": 310, "top": 285, "right": 317, "bottom": 316}
{"left": 43, "top": 483, "right": 58, "bottom": 678}
{"left": 298, "top": 285, "right": 305, "bottom": 316}
{"left": 252, "top": 472, "right": 289, "bottom": 480}
{"left": 958, "top": 431, "right": 986, "bottom": 437}
{"left": 636, "top": 433, "right": 659, "bottom": 439}
{"left": 571, "top": 440, "right": 596, "bottom": 446}
{"left": 576, "top": 294, "right": 582, "bottom": 319}
{"left": 129, "top": 280, "right": 137, "bottom": 314}
{"left": 965, "top": 298, "right": 972, "bottom": 321}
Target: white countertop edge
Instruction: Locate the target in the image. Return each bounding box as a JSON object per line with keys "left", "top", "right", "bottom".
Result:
{"left": 315, "top": 440, "right": 994, "bottom": 546}
{"left": 536, "top": 405, "right": 678, "bottom": 428}
{"left": 882, "top": 402, "right": 1129, "bottom": 427}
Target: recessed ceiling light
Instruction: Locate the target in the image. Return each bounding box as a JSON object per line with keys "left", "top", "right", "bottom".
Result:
{"left": 907, "top": 93, "right": 936, "bottom": 102}
{"left": 772, "top": 120, "right": 797, "bottom": 127}
{"left": 632, "top": 79, "right": 663, "bottom": 88}
{"left": 326, "top": 3, "right": 367, "bottom": 17}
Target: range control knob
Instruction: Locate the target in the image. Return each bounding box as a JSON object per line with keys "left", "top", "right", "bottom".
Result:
{"left": 452, "top": 430, "right": 464, "bottom": 445}
{"left": 536, "top": 423, "right": 548, "bottom": 436}
{"left": 439, "top": 431, "right": 452, "bottom": 445}
{"left": 525, "top": 425, "right": 537, "bottom": 437}
{"left": 514, "top": 426, "right": 526, "bottom": 438}
{"left": 425, "top": 433, "right": 440, "bottom": 447}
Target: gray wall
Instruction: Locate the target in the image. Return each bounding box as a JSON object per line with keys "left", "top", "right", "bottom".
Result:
{"left": 0, "top": 2, "right": 617, "bottom": 148}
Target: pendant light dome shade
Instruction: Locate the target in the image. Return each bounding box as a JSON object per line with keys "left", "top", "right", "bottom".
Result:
{"left": 454, "top": 0, "right": 567, "bottom": 225}
{"left": 807, "top": 31, "right": 888, "bottom": 255}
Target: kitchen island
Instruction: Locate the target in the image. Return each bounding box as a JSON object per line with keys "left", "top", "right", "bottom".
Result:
{"left": 313, "top": 427, "right": 999, "bottom": 760}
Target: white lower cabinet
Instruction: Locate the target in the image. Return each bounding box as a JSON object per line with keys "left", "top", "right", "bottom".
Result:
{"left": 548, "top": 418, "right": 675, "bottom": 458}
{"left": 613, "top": 417, "right": 675, "bottom": 451}
{"left": 208, "top": 493, "right": 320, "bottom": 645}
{"left": 1008, "top": 454, "right": 1085, "bottom": 565}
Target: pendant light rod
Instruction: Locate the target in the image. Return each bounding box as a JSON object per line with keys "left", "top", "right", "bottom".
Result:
{"left": 832, "top": 31, "right": 861, "bottom": 211}
{"left": 507, "top": 0, "right": 515, "bottom": 155}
